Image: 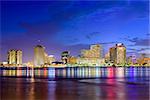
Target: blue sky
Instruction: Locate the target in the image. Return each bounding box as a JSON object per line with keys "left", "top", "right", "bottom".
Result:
{"left": 1, "top": 1, "right": 149, "bottom": 62}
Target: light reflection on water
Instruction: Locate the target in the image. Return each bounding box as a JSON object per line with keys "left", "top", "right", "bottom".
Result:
{"left": 1, "top": 67, "right": 149, "bottom": 79}
{"left": 1, "top": 67, "right": 149, "bottom": 100}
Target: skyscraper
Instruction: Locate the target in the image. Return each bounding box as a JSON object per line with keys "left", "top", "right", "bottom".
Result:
{"left": 79, "top": 44, "right": 104, "bottom": 66}
{"left": 8, "top": 50, "right": 22, "bottom": 65}
{"left": 61, "top": 51, "right": 70, "bottom": 64}
{"left": 104, "top": 52, "right": 110, "bottom": 63}
{"left": 90, "top": 44, "right": 102, "bottom": 58}
{"left": 116, "top": 43, "right": 126, "bottom": 65}
{"left": 81, "top": 44, "right": 102, "bottom": 58}
{"left": 109, "top": 43, "right": 126, "bottom": 65}
{"left": 109, "top": 47, "right": 117, "bottom": 63}
{"left": 34, "top": 45, "right": 45, "bottom": 67}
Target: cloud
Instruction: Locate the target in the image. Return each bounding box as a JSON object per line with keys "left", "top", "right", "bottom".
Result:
{"left": 146, "top": 33, "right": 150, "bottom": 36}
{"left": 99, "top": 42, "right": 117, "bottom": 45}
{"left": 86, "top": 32, "right": 100, "bottom": 40}
{"left": 127, "top": 51, "right": 137, "bottom": 54}
{"left": 127, "top": 47, "right": 150, "bottom": 57}
{"left": 20, "top": 1, "right": 104, "bottom": 36}
{"left": 127, "top": 37, "right": 150, "bottom": 46}
{"left": 128, "top": 47, "right": 150, "bottom": 52}
{"left": 137, "top": 48, "right": 150, "bottom": 52}
{"left": 19, "top": 1, "right": 149, "bottom": 44}
{"left": 20, "top": 1, "right": 149, "bottom": 37}
{"left": 20, "top": 22, "right": 59, "bottom": 37}
{"left": 127, "top": 48, "right": 136, "bottom": 51}
{"left": 67, "top": 38, "right": 79, "bottom": 44}
{"left": 119, "top": 1, "right": 149, "bottom": 19}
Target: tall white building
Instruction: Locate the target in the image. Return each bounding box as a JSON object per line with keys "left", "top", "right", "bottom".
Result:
{"left": 8, "top": 50, "right": 22, "bottom": 65}
{"left": 34, "top": 45, "right": 45, "bottom": 67}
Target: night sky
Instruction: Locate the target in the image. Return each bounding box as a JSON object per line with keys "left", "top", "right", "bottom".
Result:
{"left": 1, "top": 1, "right": 149, "bottom": 62}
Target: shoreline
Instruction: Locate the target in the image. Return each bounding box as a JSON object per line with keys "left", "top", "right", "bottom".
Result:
{"left": 0, "top": 66, "right": 150, "bottom": 69}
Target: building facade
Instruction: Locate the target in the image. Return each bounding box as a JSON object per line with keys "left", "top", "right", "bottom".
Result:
{"left": 8, "top": 50, "right": 22, "bottom": 65}
{"left": 77, "top": 58, "right": 105, "bottom": 66}
{"left": 81, "top": 44, "right": 102, "bottom": 58}
{"left": 68, "top": 56, "right": 77, "bottom": 64}
{"left": 34, "top": 45, "right": 45, "bottom": 67}
{"left": 61, "top": 51, "right": 70, "bottom": 64}
{"left": 45, "top": 55, "right": 56, "bottom": 64}
{"left": 109, "top": 43, "right": 126, "bottom": 65}
{"left": 137, "top": 53, "right": 150, "bottom": 66}
{"left": 104, "top": 52, "right": 110, "bottom": 63}
{"left": 116, "top": 43, "right": 126, "bottom": 65}
{"left": 109, "top": 47, "right": 116, "bottom": 64}
{"left": 79, "top": 44, "right": 104, "bottom": 66}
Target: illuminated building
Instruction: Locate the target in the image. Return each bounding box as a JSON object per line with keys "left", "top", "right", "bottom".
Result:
{"left": 109, "top": 47, "right": 116, "bottom": 64}
{"left": 142, "top": 58, "right": 150, "bottom": 66}
{"left": 116, "top": 43, "right": 126, "bottom": 65}
{"left": 34, "top": 45, "right": 45, "bottom": 67}
{"left": 68, "top": 56, "right": 77, "bottom": 64}
{"left": 127, "top": 56, "right": 134, "bottom": 65}
{"left": 104, "top": 52, "right": 110, "bottom": 62}
{"left": 51, "top": 61, "right": 66, "bottom": 67}
{"left": 61, "top": 51, "right": 70, "bottom": 64}
{"left": 137, "top": 58, "right": 150, "bottom": 66}
{"left": 77, "top": 58, "right": 105, "bottom": 66}
{"left": 78, "top": 44, "right": 104, "bottom": 66}
{"left": 109, "top": 43, "right": 126, "bottom": 65}
{"left": 8, "top": 49, "right": 22, "bottom": 65}
{"left": 104, "top": 52, "right": 110, "bottom": 63}
{"left": 127, "top": 55, "right": 137, "bottom": 65}
{"left": 16, "top": 50, "right": 22, "bottom": 64}
{"left": 26, "top": 62, "right": 33, "bottom": 67}
{"left": 45, "top": 55, "right": 56, "bottom": 64}
{"left": 81, "top": 44, "right": 102, "bottom": 58}
{"left": 137, "top": 53, "right": 150, "bottom": 66}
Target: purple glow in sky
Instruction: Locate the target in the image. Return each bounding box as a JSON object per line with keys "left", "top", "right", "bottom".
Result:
{"left": 1, "top": 1, "right": 149, "bottom": 62}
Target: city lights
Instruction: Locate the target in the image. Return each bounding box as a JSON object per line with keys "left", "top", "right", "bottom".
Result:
{"left": 1, "top": 43, "right": 149, "bottom": 68}
{"left": 1, "top": 1, "right": 149, "bottom": 100}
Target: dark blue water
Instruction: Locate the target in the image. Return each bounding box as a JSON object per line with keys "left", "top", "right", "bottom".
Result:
{"left": 1, "top": 67, "right": 149, "bottom": 100}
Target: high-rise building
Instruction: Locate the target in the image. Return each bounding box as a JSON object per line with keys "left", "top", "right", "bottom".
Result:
{"left": 61, "top": 51, "right": 70, "bottom": 64}
{"left": 45, "top": 55, "right": 56, "bottom": 64}
{"left": 116, "top": 43, "right": 126, "bottom": 65}
{"left": 78, "top": 44, "right": 104, "bottom": 66}
{"left": 68, "top": 56, "right": 77, "bottom": 64}
{"left": 137, "top": 53, "right": 150, "bottom": 66}
{"left": 109, "top": 47, "right": 117, "bottom": 63}
{"left": 77, "top": 57, "right": 105, "bottom": 66}
{"left": 81, "top": 44, "right": 102, "bottom": 58}
{"left": 104, "top": 52, "right": 110, "bottom": 63}
{"left": 34, "top": 45, "right": 45, "bottom": 67}
{"left": 8, "top": 50, "right": 22, "bottom": 65}
{"left": 127, "top": 56, "right": 133, "bottom": 65}
{"left": 16, "top": 50, "right": 22, "bottom": 64}
{"left": 109, "top": 43, "right": 126, "bottom": 65}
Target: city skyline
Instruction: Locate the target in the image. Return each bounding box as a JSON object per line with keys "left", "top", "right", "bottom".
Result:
{"left": 1, "top": 1, "right": 149, "bottom": 62}
{"left": 1, "top": 1, "right": 149, "bottom": 100}
{"left": 4, "top": 43, "right": 149, "bottom": 66}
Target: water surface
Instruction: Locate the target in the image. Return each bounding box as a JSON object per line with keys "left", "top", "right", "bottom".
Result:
{"left": 1, "top": 67, "right": 149, "bottom": 100}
